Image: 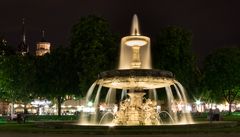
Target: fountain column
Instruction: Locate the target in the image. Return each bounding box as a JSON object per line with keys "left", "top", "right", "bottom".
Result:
{"left": 131, "top": 46, "right": 141, "bottom": 68}
{"left": 119, "top": 14, "right": 151, "bottom": 69}
{"left": 126, "top": 92, "right": 145, "bottom": 125}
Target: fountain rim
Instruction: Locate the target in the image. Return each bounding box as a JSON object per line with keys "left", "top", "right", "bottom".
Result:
{"left": 98, "top": 69, "right": 174, "bottom": 79}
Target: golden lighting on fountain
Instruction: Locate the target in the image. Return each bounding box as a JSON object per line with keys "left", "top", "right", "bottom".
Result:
{"left": 125, "top": 37, "right": 148, "bottom": 47}
{"left": 80, "top": 14, "right": 194, "bottom": 126}
{"left": 98, "top": 76, "right": 174, "bottom": 89}
{"left": 122, "top": 14, "right": 150, "bottom": 69}
{"left": 119, "top": 14, "right": 151, "bottom": 69}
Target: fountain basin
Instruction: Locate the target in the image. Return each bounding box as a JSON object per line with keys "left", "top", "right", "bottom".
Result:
{"left": 97, "top": 69, "right": 175, "bottom": 89}
{"left": 124, "top": 36, "right": 149, "bottom": 47}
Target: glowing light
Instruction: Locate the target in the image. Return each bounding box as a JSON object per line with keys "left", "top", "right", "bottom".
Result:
{"left": 82, "top": 107, "right": 95, "bottom": 112}
{"left": 108, "top": 123, "right": 115, "bottom": 127}
{"left": 31, "top": 99, "right": 51, "bottom": 106}
{"left": 87, "top": 101, "right": 93, "bottom": 107}
{"left": 186, "top": 105, "right": 192, "bottom": 112}
{"left": 99, "top": 105, "right": 106, "bottom": 111}
{"left": 196, "top": 100, "right": 201, "bottom": 105}
{"left": 125, "top": 39, "right": 147, "bottom": 46}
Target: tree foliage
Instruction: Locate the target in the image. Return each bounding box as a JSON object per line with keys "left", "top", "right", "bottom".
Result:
{"left": 202, "top": 47, "right": 240, "bottom": 113}
{"left": 70, "top": 15, "right": 118, "bottom": 94}
{"left": 0, "top": 43, "right": 80, "bottom": 116}
{"left": 35, "top": 47, "right": 80, "bottom": 115}
{"left": 153, "top": 26, "right": 200, "bottom": 97}
{"left": 0, "top": 55, "right": 35, "bottom": 103}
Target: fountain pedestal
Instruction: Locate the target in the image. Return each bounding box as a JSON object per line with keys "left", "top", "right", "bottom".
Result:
{"left": 126, "top": 92, "right": 145, "bottom": 125}
{"left": 113, "top": 92, "right": 160, "bottom": 125}
{"left": 128, "top": 92, "right": 145, "bottom": 107}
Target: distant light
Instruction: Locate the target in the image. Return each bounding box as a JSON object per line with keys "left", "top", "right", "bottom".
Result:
{"left": 196, "top": 100, "right": 201, "bottom": 105}
{"left": 82, "top": 107, "right": 95, "bottom": 112}
{"left": 99, "top": 105, "right": 105, "bottom": 111}
{"left": 186, "top": 105, "right": 192, "bottom": 112}
{"left": 87, "top": 101, "right": 93, "bottom": 107}
{"left": 31, "top": 99, "right": 51, "bottom": 106}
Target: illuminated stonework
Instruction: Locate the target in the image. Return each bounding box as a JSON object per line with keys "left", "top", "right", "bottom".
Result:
{"left": 36, "top": 41, "right": 50, "bottom": 56}
{"left": 119, "top": 15, "right": 151, "bottom": 69}
{"left": 123, "top": 36, "right": 149, "bottom": 69}
{"left": 98, "top": 69, "right": 174, "bottom": 89}
{"left": 80, "top": 14, "right": 194, "bottom": 126}
{"left": 113, "top": 93, "right": 160, "bottom": 125}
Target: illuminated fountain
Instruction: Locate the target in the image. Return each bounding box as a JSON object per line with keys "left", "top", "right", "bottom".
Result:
{"left": 80, "top": 14, "right": 193, "bottom": 125}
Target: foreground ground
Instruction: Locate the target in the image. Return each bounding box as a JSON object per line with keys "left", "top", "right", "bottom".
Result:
{"left": 1, "top": 133, "right": 240, "bottom": 137}
{"left": 1, "top": 121, "right": 240, "bottom": 137}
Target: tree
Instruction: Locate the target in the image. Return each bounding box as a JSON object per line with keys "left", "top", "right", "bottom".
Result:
{"left": 202, "top": 47, "right": 240, "bottom": 114}
{"left": 0, "top": 38, "right": 30, "bottom": 102}
{"left": 0, "top": 54, "right": 36, "bottom": 115}
{"left": 70, "top": 15, "right": 118, "bottom": 95}
{"left": 153, "top": 26, "right": 200, "bottom": 98}
{"left": 0, "top": 37, "right": 14, "bottom": 57}
{"left": 35, "top": 47, "right": 79, "bottom": 116}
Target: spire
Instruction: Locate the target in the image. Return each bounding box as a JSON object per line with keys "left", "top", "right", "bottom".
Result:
{"left": 41, "top": 30, "right": 46, "bottom": 42}
{"left": 17, "top": 18, "right": 29, "bottom": 55}
{"left": 22, "top": 18, "right": 26, "bottom": 44}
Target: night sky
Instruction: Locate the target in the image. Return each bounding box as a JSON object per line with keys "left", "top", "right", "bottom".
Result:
{"left": 1, "top": 0, "right": 240, "bottom": 62}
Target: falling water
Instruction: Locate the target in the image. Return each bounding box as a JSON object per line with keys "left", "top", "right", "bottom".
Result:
{"left": 105, "top": 88, "right": 116, "bottom": 105}
{"left": 90, "top": 85, "right": 102, "bottom": 123}
{"left": 158, "top": 111, "right": 175, "bottom": 124}
{"left": 79, "top": 82, "right": 97, "bottom": 125}
{"left": 173, "top": 84, "right": 187, "bottom": 123}
{"left": 85, "top": 81, "right": 97, "bottom": 103}
{"left": 148, "top": 89, "right": 158, "bottom": 101}
{"left": 121, "top": 89, "right": 127, "bottom": 100}
{"left": 174, "top": 81, "right": 194, "bottom": 124}
{"left": 165, "top": 86, "right": 178, "bottom": 123}
{"left": 99, "top": 112, "right": 114, "bottom": 125}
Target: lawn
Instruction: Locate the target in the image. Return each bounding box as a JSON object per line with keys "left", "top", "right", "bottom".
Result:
{"left": 0, "top": 113, "right": 240, "bottom": 135}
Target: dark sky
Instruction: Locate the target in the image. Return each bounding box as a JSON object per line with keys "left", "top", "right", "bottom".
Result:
{"left": 1, "top": 0, "right": 240, "bottom": 62}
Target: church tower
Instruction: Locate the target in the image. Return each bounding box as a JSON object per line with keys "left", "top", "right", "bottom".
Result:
{"left": 17, "top": 18, "right": 29, "bottom": 56}
{"left": 36, "top": 30, "right": 51, "bottom": 56}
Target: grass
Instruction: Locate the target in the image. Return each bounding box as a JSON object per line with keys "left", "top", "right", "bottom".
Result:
{"left": 192, "top": 112, "right": 240, "bottom": 121}
{"left": 0, "top": 113, "right": 239, "bottom": 135}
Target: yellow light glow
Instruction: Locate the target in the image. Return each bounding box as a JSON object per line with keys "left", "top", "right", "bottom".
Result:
{"left": 108, "top": 123, "right": 115, "bottom": 127}
{"left": 125, "top": 39, "right": 147, "bottom": 46}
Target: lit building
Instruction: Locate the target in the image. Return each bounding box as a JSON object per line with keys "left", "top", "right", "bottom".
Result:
{"left": 17, "top": 18, "right": 29, "bottom": 56}
{"left": 36, "top": 30, "right": 51, "bottom": 56}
